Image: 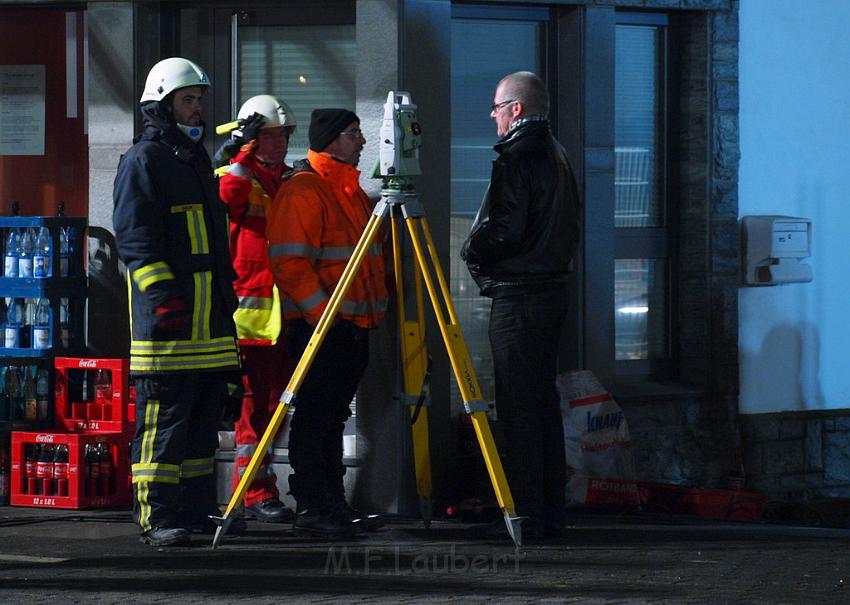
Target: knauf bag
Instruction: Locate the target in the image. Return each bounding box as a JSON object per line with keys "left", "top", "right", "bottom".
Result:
{"left": 557, "top": 370, "right": 638, "bottom": 505}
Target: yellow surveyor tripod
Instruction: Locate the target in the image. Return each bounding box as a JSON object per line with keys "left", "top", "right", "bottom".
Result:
{"left": 211, "top": 92, "right": 522, "bottom": 548}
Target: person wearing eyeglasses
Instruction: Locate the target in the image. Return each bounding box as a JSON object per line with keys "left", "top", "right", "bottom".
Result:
{"left": 266, "top": 109, "right": 388, "bottom": 537}
{"left": 461, "top": 71, "right": 581, "bottom": 541}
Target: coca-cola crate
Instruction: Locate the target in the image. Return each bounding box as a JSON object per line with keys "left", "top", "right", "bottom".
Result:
{"left": 53, "top": 357, "right": 136, "bottom": 435}
{"left": 9, "top": 431, "right": 130, "bottom": 509}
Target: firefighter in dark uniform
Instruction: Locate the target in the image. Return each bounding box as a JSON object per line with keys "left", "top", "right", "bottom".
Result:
{"left": 113, "top": 57, "right": 243, "bottom": 546}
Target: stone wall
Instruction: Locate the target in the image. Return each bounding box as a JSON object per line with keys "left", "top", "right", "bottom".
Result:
{"left": 741, "top": 410, "right": 850, "bottom": 499}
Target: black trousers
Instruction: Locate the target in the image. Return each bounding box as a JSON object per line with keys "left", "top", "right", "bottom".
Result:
{"left": 132, "top": 373, "right": 224, "bottom": 531}
{"left": 488, "top": 286, "right": 567, "bottom": 526}
{"left": 285, "top": 319, "right": 369, "bottom": 510}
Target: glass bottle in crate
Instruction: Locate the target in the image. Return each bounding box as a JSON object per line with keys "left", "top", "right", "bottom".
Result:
{"left": 0, "top": 444, "right": 9, "bottom": 506}
{"left": 23, "top": 366, "right": 37, "bottom": 422}
{"left": 18, "top": 228, "right": 34, "bottom": 278}
{"left": 36, "top": 364, "right": 50, "bottom": 427}
{"left": 0, "top": 366, "right": 7, "bottom": 421}
{"left": 32, "top": 298, "right": 50, "bottom": 350}
{"left": 4, "top": 366, "right": 22, "bottom": 421}
{"left": 33, "top": 227, "right": 51, "bottom": 278}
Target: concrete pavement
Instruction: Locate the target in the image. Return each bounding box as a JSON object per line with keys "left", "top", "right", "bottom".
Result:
{"left": 0, "top": 506, "right": 848, "bottom": 604}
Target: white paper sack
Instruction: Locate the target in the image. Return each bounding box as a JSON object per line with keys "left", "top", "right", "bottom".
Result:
{"left": 557, "top": 370, "right": 636, "bottom": 484}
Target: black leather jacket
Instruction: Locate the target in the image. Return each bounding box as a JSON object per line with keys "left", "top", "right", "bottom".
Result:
{"left": 461, "top": 120, "right": 580, "bottom": 298}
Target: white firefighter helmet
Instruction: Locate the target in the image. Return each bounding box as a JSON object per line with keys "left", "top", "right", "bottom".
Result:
{"left": 140, "top": 57, "right": 210, "bottom": 104}
{"left": 236, "top": 94, "right": 297, "bottom": 130}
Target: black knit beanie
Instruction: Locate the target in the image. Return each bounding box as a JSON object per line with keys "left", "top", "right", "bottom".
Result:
{"left": 309, "top": 108, "right": 359, "bottom": 152}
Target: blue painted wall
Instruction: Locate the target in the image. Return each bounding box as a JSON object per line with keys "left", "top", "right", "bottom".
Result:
{"left": 739, "top": 0, "right": 850, "bottom": 412}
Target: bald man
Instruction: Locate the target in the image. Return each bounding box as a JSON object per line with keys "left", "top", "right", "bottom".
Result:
{"left": 461, "top": 71, "right": 581, "bottom": 540}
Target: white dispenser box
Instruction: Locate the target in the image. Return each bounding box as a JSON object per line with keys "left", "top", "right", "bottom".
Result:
{"left": 741, "top": 215, "right": 812, "bottom": 286}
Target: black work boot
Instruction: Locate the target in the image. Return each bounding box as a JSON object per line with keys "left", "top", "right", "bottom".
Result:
{"left": 293, "top": 506, "right": 356, "bottom": 539}
{"left": 139, "top": 526, "right": 191, "bottom": 546}
{"left": 335, "top": 500, "right": 383, "bottom": 532}
{"left": 245, "top": 498, "right": 294, "bottom": 524}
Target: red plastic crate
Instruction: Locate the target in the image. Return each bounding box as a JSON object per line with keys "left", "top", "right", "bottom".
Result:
{"left": 638, "top": 482, "right": 769, "bottom": 520}
{"left": 9, "top": 431, "right": 131, "bottom": 509}
{"left": 53, "top": 357, "right": 136, "bottom": 435}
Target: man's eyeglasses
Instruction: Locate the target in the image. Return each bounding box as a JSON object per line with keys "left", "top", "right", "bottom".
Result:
{"left": 340, "top": 129, "right": 364, "bottom": 138}
{"left": 491, "top": 99, "right": 516, "bottom": 113}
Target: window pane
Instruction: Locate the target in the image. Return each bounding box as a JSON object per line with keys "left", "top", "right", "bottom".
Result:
{"left": 615, "top": 25, "right": 663, "bottom": 228}
{"left": 450, "top": 17, "right": 544, "bottom": 407}
{"left": 614, "top": 259, "right": 667, "bottom": 360}
{"left": 238, "top": 25, "right": 356, "bottom": 159}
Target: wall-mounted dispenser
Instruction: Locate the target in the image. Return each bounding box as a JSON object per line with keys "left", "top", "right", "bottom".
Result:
{"left": 741, "top": 215, "right": 812, "bottom": 286}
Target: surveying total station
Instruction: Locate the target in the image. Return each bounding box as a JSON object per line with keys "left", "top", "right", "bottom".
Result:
{"left": 210, "top": 91, "right": 523, "bottom": 548}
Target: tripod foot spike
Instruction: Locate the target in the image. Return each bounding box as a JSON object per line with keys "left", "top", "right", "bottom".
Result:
{"left": 420, "top": 497, "right": 432, "bottom": 529}
{"left": 209, "top": 515, "right": 232, "bottom": 549}
{"left": 503, "top": 511, "right": 523, "bottom": 547}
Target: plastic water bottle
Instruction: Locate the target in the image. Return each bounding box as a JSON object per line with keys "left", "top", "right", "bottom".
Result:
{"left": 59, "top": 298, "right": 70, "bottom": 349}
{"left": 22, "top": 299, "right": 35, "bottom": 348}
{"left": 33, "top": 226, "right": 51, "bottom": 278}
{"left": 4, "top": 201, "right": 21, "bottom": 277}
{"left": 59, "top": 227, "right": 69, "bottom": 277}
{"left": 32, "top": 298, "right": 50, "bottom": 350}
{"left": 4, "top": 298, "right": 23, "bottom": 348}
{"left": 4, "top": 228, "right": 19, "bottom": 277}
{"left": 18, "top": 228, "right": 34, "bottom": 278}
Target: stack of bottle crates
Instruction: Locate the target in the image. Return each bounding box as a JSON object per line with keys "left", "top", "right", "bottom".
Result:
{"left": 9, "top": 357, "right": 135, "bottom": 509}
{"left": 1, "top": 205, "right": 88, "bottom": 507}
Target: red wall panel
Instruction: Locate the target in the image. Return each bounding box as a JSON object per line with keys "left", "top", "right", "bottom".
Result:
{"left": 0, "top": 9, "right": 88, "bottom": 218}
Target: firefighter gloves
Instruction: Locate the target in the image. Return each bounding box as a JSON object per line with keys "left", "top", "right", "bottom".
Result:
{"left": 239, "top": 112, "right": 266, "bottom": 143}
{"left": 152, "top": 297, "right": 191, "bottom": 338}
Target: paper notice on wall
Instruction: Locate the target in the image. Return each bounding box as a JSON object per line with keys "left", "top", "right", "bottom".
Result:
{"left": 0, "top": 65, "right": 46, "bottom": 156}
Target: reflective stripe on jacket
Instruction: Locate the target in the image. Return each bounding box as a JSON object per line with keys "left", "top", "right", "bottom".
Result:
{"left": 113, "top": 124, "right": 240, "bottom": 374}
{"left": 266, "top": 150, "right": 387, "bottom": 329}
{"left": 217, "top": 147, "right": 288, "bottom": 345}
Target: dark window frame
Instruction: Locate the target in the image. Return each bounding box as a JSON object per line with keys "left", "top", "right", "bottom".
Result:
{"left": 614, "top": 10, "right": 677, "bottom": 381}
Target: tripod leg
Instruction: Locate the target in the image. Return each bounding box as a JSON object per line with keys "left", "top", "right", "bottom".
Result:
{"left": 211, "top": 212, "right": 386, "bottom": 547}
{"left": 403, "top": 215, "right": 523, "bottom": 546}
{"left": 392, "top": 216, "right": 433, "bottom": 527}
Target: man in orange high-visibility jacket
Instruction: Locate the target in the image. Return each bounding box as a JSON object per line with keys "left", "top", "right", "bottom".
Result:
{"left": 216, "top": 94, "right": 297, "bottom": 524}
{"left": 267, "top": 108, "right": 388, "bottom": 538}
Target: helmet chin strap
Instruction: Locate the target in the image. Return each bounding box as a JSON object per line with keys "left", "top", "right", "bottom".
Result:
{"left": 177, "top": 122, "right": 204, "bottom": 142}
